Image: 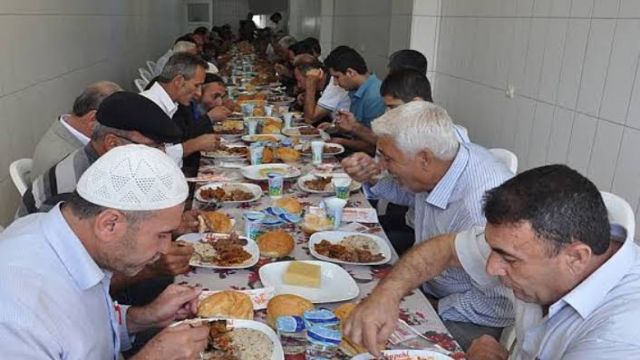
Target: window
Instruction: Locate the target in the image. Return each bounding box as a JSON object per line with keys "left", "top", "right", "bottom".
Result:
{"left": 252, "top": 14, "right": 268, "bottom": 29}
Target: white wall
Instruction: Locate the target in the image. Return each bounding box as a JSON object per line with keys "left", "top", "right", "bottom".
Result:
{"left": 212, "top": 0, "right": 250, "bottom": 32}
{"left": 288, "top": 0, "right": 321, "bottom": 41}
{"left": 410, "top": 0, "right": 640, "bottom": 237}
{"left": 329, "top": 0, "right": 393, "bottom": 77}
{"left": 0, "top": 0, "right": 185, "bottom": 225}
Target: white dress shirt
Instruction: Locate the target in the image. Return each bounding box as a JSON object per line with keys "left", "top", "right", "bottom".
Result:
{"left": 60, "top": 114, "right": 90, "bottom": 145}
{"left": 140, "top": 82, "right": 183, "bottom": 166}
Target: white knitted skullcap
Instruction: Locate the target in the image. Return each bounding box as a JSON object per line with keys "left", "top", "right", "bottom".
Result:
{"left": 77, "top": 144, "right": 188, "bottom": 211}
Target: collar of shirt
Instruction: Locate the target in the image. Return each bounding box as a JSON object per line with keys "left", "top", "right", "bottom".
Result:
{"left": 425, "top": 143, "right": 469, "bottom": 209}
{"left": 42, "top": 204, "right": 106, "bottom": 290}
{"left": 141, "top": 82, "right": 178, "bottom": 118}
{"left": 549, "top": 224, "right": 637, "bottom": 319}
{"left": 60, "top": 114, "right": 90, "bottom": 145}
{"left": 349, "top": 74, "right": 379, "bottom": 100}
{"left": 82, "top": 142, "right": 101, "bottom": 164}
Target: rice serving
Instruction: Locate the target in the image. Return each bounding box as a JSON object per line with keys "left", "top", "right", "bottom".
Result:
{"left": 229, "top": 328, "right": 273, "bottom": 360}
{"left": 340, "top": 235, "right": 379, "bottom": 253}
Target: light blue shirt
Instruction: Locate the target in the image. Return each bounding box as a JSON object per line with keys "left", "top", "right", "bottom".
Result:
{"left": 366, "top": 142, "right": 514, "bottom": 327}
{"left": 348, "top": 74, "right": 385, "bottom": 128}
{"left": 456, "top": 225, "right": 640, "bottom": 359}
{"left": 0, "top": 205, "right": 132, "bottom": 359}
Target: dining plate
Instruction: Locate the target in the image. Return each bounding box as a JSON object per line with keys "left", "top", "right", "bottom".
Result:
{"left": 281, "top": 126, "right": 323, "bottom": 139}
{"left": 296, "top": 142, "right": 345, "bottom": 157}
{"left": 241, "top": 163, "right": 301, "bottom": 181}
{"left": 171, "top": 318, "right": 284, "bottom": 360}
{"left": 195, "top": 182, "right": 263, "bottom": 203}
{"left": 309, "top": 231, "right": 391, "bottom": 266}
{"left": 178, "top": 233, "right": 259, "bottom": 269}
{"left": 241, "top": 134, "right": 287, "bottom": 143}
{"left": 297, "top": 173, "right": 362, "bottom": 195}
{"left": 351, "top": 349, "right": 453, "bottom": 360}
{"left": 259, "top": 260, "right": 359, "bottom": 303}
{"left": 202, "top": 144, "right": 249, "bottom": 159}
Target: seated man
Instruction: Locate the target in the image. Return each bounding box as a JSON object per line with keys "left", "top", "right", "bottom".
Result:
{"left": 343, "top": 101, "right": 514, "bottom": 347}
{"left": 141, "top": 53, "right": 222, "bottom": 173}
{"left": 195, "top": 73, "right": 232, "bottom": 121}
{"left": 323, "top": 46, "right": 386, "bottom": 154}
{"left": 31, "top": 81, "right": 122, "bottom": 178}
{"left": 346, "top": 164, "right": 640, "bottom": 359}
{"left": 154, "top": 35, "right": 198, "bottom": 76}
{"left": 388, "top": 49, "right": 428, "bottom": 75}
{"left": 292, "top": 54, "right": 350, "bottom": 126}
{"left": 0, "top": 145, "right": 209, "bottom": 359}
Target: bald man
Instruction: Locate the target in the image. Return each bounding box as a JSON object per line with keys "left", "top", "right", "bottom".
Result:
{"left": 31, "top": 81, "right": 122, "bottom": 178}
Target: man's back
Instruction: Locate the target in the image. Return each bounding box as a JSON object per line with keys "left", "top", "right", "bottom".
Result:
{"left": 31, "top": 119, "right": 83, "bottom": 179}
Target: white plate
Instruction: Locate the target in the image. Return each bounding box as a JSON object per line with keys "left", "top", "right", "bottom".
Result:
{"left": 195, "top": 182, "right": 263, "bottom": 203}
{"left": 179, "top": 233, "right": 259, "bottom": 269}
{"left": 309, "top": 231, "right": 391, "bottom": 266}
{"left": 281, "top": 126, "right": 323, "bottom": 139}
{"left": 297, "top": 173, "right": 362, "bottom": 195}
{"left": 296, "top": 143, "right": 345, "bottom": 157}
{"left": 241, "top": 164, "right": 301, "bottom": 181}
{"left": 351, "top": 349, "right": 453, "bottom": 360}
{"left": 172, "top": 318, "right": 284, "bottom": 360}
{"left": 259, "top": 260, "right": 359, "bottom": 303}
{"left": 202, "top": 144, "right": 249, "bottom": 159}
{"left": 241, "top": 134, "right": 287, "bottom": 143}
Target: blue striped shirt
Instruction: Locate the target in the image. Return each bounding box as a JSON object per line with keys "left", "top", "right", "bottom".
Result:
{"left": 0, "top": 205, "right": 131, "bottom": 359}
{"left": 367, "top": 142, "right": 514, "bottom": 327}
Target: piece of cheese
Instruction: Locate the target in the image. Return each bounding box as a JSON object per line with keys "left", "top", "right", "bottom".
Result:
{"left": 283, "top": 262, "right": 321, "bottom": 288}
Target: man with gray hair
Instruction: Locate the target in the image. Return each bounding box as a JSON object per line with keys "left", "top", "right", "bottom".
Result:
{"left": 154, "top": 38, "right": 198, "bottom": 76}
{"left": 142, "top": 52, "right": 222, "bottom": 175}
{"left": 31, "top": 81, "right": 122, "bottom": 178}
{"left": 1, "top": 145, "right": 210, "bottom": 359}
{"left": 342, "top": 101, "right": 514, "bottom": 348}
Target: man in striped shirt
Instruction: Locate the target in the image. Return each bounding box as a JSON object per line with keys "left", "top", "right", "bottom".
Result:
{"left": 342, "top": 101, "right": 513, "bottom": 348}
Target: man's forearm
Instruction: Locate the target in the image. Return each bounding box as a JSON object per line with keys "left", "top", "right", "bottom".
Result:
{"left": 373, "top": 234, "right": 460, "bottom": 300}
{"left": 353, "top": 124, "right": 378, "bottom": 146}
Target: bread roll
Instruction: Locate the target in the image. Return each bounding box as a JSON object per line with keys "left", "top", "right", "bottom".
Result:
{"left": 266, "top": 294, "right": 314, "bottom": 328}
{"left": 276, "top": 147, "right": 300, "bottom": 162}
{"left": 257, "top": 230, "right": 294, "bottom": 258}
{"left": 197, "top": 290, "right": 254, "bottom": 319}
{"left": 274, "top": 197, "right": 302, "bottom": 214}
{"left": 198, "top": 211, "right": 233, "bottom": 233}
{"left": 300, "top": 214, "right": 333, "bottom": 235}
{"left": 262, "top": 124, "right": 280, "bottom": 134}
{"left": 262, "top": 147, "right": 274, "bottom": 163}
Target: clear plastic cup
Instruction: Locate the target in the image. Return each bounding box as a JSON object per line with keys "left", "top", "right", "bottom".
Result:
{"left": 321, "top": 197, "right": 347, "bottom": 229}
{"left": 283, "top": 112, "right": 293, "bottom": 129}
{"left": 246, "top": 118, "right": 259, "bottom": 135}
{"left": 249, "top": 144, "right": 264, "bottom": 165}
{"left": 243, "top": 211, "right": 265, "bottom": 240}
{"left": 241, "top": 103, "right": 255, "bottom": 118}
{"left": 311, "top": 141, "right": 325, "bottom": 165}
{"left": 264, "top": 104, "right": 274, "bottom": 116}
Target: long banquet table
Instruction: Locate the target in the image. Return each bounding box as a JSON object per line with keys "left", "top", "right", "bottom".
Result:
{"left": 175, "top": 151, "right": 464, "bottom": 358}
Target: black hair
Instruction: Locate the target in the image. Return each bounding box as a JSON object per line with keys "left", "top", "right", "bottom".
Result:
{"left": 204, "top": 73, "right": 225, "bottom": 85}
{"left": 483, "top": 164, "right": 611, "bottom": 256}
{"left": 388, "top": 49, "right": 428, "bottom": 75}
{"left": 290, "top": 41, "right": 314, "bottom": 56}
{"left": 270, "top": 12, "right": 282, "bottom": 22}
{"left": 174, "top": 34, "right": 196, "bottom": 44}
{"left": 323, "top": 46, "right": 367, "bottom": 75}
{"left": 380, "top": 69, "right": 432, "bottom": 102}
{"left": 302, "top": 37, "right": 321, "bottom": 55}
{"left": 193, "top": 26, "right": 208, "bottom": 35}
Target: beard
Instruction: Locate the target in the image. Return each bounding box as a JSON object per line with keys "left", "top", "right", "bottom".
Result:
{"left": 98, "top": 231, "right": 159, "bottom": 277}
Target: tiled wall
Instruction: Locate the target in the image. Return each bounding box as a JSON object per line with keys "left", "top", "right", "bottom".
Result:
{"left": 0, "top": 0, "right": 185, "bottom": 226}
{"left": 288, "top": 0, "right": 321, "bottom": 41}
{"left": 414, "top": 0, "right": 640, "bottom": 236}
{"left": 212, "top": 0, "right": 249, "bottom": 32}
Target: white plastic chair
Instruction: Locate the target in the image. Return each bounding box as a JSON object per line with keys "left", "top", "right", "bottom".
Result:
{"left": 146, "top": 60, "right": 156, "bottom": 75}
{"left": 601, "top": 191, "right": 635, "bottom": 243}
{"left": 489, "top": 148, "right": 518, "bottom": 174}
{"left": 9, "top": 158, "right": 33, "bottom": 196}
{"left": 138, "top": 67, "right": 152, "bottom": 82}
{"left": 134, "top": 78, "right": 148, "bottom": 93}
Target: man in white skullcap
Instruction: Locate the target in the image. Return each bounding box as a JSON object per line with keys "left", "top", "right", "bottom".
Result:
{"left": 0, "top": 145, "right": 209, "bottom": 359}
